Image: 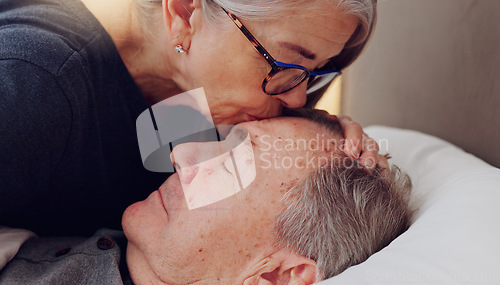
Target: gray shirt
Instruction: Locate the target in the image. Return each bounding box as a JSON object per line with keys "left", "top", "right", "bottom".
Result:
{"left": 0, "top": 229, "right": 132, "bottom": 284}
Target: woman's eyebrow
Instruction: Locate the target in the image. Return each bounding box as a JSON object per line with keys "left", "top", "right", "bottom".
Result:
{"left": 279, "top": 42, "right": 316, "bottom": 60}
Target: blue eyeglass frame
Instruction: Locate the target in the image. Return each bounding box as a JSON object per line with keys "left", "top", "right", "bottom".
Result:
{"left": 221, "top": 7, "right": 342, "bottom": 95}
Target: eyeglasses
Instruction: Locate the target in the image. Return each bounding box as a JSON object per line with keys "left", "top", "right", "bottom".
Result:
{"left": 221, "top": 7, "right": 342, "bottom": 96}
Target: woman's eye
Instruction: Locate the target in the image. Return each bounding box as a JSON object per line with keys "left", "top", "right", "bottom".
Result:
{"left": 315, "top": 59, "right": 333, "bottom": 71}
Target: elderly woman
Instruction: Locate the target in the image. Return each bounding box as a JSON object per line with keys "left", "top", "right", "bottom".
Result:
{"left": 0, "top": 0, "right": 380, "bottom": 235}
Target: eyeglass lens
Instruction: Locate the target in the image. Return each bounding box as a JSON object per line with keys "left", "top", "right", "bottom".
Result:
{"left": 265, "top": 68, "right": 309, "bottom": 95}
{"left": 306, "top": 72, "right": 339, "bottom": 94}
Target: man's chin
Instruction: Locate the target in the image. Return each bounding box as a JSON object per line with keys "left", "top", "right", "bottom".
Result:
{"left": 121, "top": 201, "right": 141, "bottom": 238}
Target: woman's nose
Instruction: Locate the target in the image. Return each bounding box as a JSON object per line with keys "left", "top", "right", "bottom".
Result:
{"left": 273, "top": 83, "right": 308, "bottom": 108}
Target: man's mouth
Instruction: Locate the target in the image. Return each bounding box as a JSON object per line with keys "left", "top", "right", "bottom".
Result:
{"left": 158, "top": 187, "right": 168, "bottom": 216}
{"left": 158, "top": 173, "right": 185, "bottom": 214}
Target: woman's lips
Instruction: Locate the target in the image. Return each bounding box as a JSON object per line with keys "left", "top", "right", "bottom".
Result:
{"left": 247, "top": 114, "right": 267, "bottom": 121}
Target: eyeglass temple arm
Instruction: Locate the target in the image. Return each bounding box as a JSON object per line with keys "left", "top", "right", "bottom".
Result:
{"left": 221, "top": 7, "right": 278, "bottom": 68}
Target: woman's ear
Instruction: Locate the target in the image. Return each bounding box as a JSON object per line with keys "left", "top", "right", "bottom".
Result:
{"left": 248, "top": 249, "right": 318, "bottom": 285}
{"left": 163, "top": 0, "right": 201, "bottom": 49}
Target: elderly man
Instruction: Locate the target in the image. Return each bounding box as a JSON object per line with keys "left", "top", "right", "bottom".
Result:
{"left": 0, "top": 110, "right": 412, "bottom": 284}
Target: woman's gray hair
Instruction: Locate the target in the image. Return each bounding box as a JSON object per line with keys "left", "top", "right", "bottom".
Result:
{"left": 134, "top": 0, "right": 377, "bottom": 70}
{"left": 274, "top": 157, "right": 412, "bottom": 280}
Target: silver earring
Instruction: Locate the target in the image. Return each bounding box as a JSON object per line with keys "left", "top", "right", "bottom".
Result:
{"left": 175, "top": 45, "right": 185, "bottom": 53}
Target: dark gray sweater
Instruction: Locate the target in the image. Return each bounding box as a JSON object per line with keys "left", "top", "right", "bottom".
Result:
{"left": 0, "top": 0, "right": 168, "bottom": 236}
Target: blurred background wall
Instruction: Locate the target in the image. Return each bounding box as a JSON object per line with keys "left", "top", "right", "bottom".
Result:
{"left": 336, "top": 0, "right": 500, "bottom": 167}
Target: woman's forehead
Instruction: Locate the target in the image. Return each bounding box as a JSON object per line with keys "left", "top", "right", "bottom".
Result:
{"left": 249, "top": 7, "right": 358, "bottom": 59}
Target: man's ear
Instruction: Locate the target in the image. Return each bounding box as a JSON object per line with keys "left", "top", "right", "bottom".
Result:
{"left": 163, "top": 0, "right": 201, "bottom": 49}
{"left": 249, "top": 249, "right": 318, "bottom": 285}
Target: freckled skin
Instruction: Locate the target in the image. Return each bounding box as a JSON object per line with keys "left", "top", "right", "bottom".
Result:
{"left": 297, "top": 159, "right": 305, "bottom": 167}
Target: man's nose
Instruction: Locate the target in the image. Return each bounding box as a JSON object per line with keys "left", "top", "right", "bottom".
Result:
{"left": 272, "top": 83, "right": 308, "bottom": 109}
{"left": 178, "top": 165, "right": 199, "bottom": 185}
{"left": 171, "top": 141, "right": 222, "bottom": 183}
{"left": 170, "top": 143, "right": 200, "bottom": 182}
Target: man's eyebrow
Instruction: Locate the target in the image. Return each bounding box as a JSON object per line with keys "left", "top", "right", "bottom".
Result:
{"left": 279, "top": 42, "right": 316, "bottom": 60}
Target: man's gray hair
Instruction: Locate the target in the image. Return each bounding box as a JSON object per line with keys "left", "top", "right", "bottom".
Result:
{"left": 274, "top": 159, "right": 412, "bottom": 280}
{"left": 274, "top": 109, "right": 412, "bottom": 280}
{"left": 134, "top": 0, "right": 377, "bottom": 70}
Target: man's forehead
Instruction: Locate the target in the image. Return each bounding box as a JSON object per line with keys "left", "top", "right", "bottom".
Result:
{"left": 246, "top": 116, "right": 322, "bottom": 137}
{"left": 249, "top": 118, "right": 341, "bottom": 149}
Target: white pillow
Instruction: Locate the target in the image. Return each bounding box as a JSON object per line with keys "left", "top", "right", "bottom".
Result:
{"left": 320, "top": 126, "right": 500, "bottom": 285}
{"left": 0, "top": 226, "right": 36, "bottom": 270}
